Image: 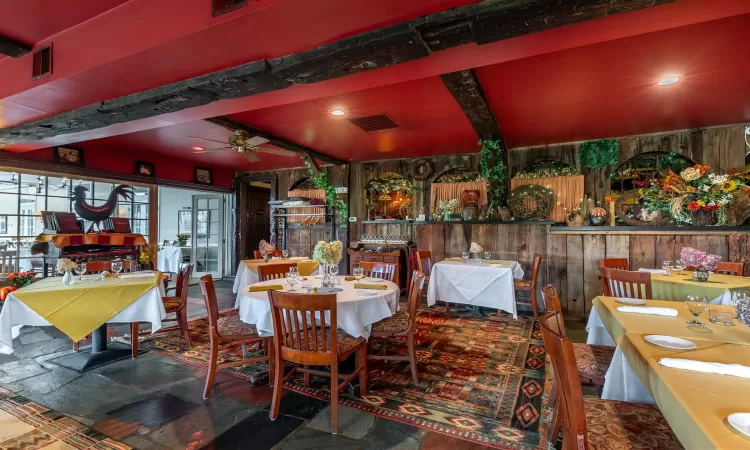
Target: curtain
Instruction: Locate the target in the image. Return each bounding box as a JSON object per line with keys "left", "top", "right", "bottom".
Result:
{"left": 286, "top": 189, "right": 326, "bottom": 224}
{"left": 430, "top": 181, "right": 488, "bottom": 214}
{"left": 510, "top": 175, "right": 584, "bottom": 222}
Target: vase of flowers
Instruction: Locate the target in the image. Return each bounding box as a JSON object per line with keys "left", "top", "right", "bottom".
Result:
{"left": 259, "top": 239, "right": 276, "bottom": 262}
{"left": 7, "top": 271, "right": 36, "bottom": 288}
{"left": 436, "top": 198, "right": 460, "bottom": 222}
{"left": 469, "top": 242, "right": 483, "bottom": 261}
{"left": 138, "top": 244, "right": 160, "bottom": 270}
{"left": 56, "top": 258, "right": 77, "bottom": 285}
{"left": 680, "top": 247, "right": 721, "bottom": 271}
{"left": 176, "top": 233, "right": 189, "bottom": 246}
{"left": 312, "top": 240, "right": 343, "bottom": 287}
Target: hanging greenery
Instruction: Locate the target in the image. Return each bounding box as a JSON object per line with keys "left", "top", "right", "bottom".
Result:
{"left": 434, "top": 169, "right": 483, "bottom": 183}
{"left": 515, "top": 161, "right": 579, "bottom": 179}
{"left": 478, "top": 138, "right": 507, "bottom": 205}
{"left": 304, "top": 160, "right": 348, "bottom": 228}
{"left": 578, "top": 139, "right": 620, "bottom": 170}
{"left": 367, "top": 176, "right": 413, "bottom": 196}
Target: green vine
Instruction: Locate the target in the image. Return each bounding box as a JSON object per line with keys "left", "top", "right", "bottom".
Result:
{"left": 478, "top": 138, "right": 507, "bottom": 205}
{"left": 304, "top": 160, "right": 348, "bottom": 228}
{"left": 578, "top": 139, "right": 620, "bottom": 170}
{"left": 367, "top": 176, "right": 412, "bottom": 196}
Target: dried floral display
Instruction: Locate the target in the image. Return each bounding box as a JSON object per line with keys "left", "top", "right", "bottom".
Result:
{"left": 515, "top": 161, "right": 579, "bottom": 179}
{"left": 312, "top": 240, "right": 343, "bottom": 265}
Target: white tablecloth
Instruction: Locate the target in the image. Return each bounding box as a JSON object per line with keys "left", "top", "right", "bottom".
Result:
{"left": 426, "top": 260, "right": 524, "bottom": 318}
{"left": 157, "top": 246, "right": 184, "bottom": 274}
{"left": 0, "top": 279, "right": 166, "bottom": 354}
{"left": 232, "top": 259, "right": 319, "bottom": 305}
{"left": 237, "top": 278, "right": 399, "bottom": 340}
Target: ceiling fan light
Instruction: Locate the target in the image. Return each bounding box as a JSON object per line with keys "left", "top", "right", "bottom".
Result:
{"left": 192, "top": 146, "right": 205, "bottom": 151}
{"left": 331, "top": 109, "right": 346, "bottom": 116}
{"left": 657, "top": 76, "right": 680, "bottom": 86}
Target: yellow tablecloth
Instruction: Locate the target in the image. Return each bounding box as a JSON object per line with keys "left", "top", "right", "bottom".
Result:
{"left": 620, "top": 333, "right": 750, "bottom": 450}
{"left": 11, "top": 272, "right": 161, "bottom": 342}
{"left": 651, "top": 273, "right": 750, "bottom": 302}
{"left": 242, "top": 259, "right": 319, "bottom": 276}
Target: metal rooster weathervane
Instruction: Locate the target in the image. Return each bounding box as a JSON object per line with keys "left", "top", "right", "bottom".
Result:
{"left": 71, "top": 185, "right": 134, "bottom": 232}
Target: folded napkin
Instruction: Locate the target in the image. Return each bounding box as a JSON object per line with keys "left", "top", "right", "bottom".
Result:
{"left": 659, "top": 358, "right": 750, "bottom": 379}
{"left": 118, "top": 272, "right": 156, "bottom": 279}
{"left": 248, "top": 284, "right": 284, "bottom": 292}
{"left": 638, "top": 268, "right": 669, "bottom": 275}
{"left": 354, "top": 283, "right": 388, "bottom": 290}
{"left": 344, "top": 276, "right": 357, "bottom": 281}
{"left": 616, "top": 306, "right": 678, "bottom": 316}
{"left": 488, "top": 260, "right": 511, "bottom": 265}
{"left": 445, "top": 257, "right": 463, "bottom": 262}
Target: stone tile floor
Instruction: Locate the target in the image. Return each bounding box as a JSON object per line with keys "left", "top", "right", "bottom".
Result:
{"left": 0, "top": 280, "right": 583, "bottom": 449}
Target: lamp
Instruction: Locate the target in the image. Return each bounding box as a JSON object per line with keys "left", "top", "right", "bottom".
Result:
{"left": 377, "top": 194, "right": 392, "bottom": 217}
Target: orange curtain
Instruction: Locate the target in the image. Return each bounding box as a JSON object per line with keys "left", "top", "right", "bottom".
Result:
{"left": 510, "top": 175, "right": 584, "bottom": 222}
{"left": 286, "top": 189, "right": 326, "bottom": 224}
{"left": 430, "top": 181, "right": 488, "bottom": 214}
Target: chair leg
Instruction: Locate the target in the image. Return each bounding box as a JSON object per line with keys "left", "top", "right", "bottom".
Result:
{"left": 304, "top": 365, "right": 310, "bottom": 387}
{"left": 530, "top": 289, "right": 539, "bottom": 319}
{"left": 178, "top": 308, "right": 192, "bottom": 347}
{"left": 357, "top": 345, "right": 368, "bottom": 396}
{"left": 73, "top": 341, "right": 79, "bottom": 352}
{"left": 130, "top": 322, "right": 139, "bottom": 359}
{"left": 330, "top": 361, "right": 339, "bottom": 434}
{"left": 407, "top": 332, "right": 419, "bottom": 386}
{"left": 269, "top": 345, "right": 284, "bottom": 419}
{"left": 445, "top": 302, "right": 450, "bottom": 313}
{"left": 548, "top": 401, "right": 562, "bottom": 445}
{"left": 203, "top": 339, "right": 219, "bottom": 400}
{"left": 266, "top": 338, "right": 275, "bottom": 387}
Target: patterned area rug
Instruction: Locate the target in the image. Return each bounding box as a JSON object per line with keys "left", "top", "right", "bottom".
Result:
{"left": 120, "top": 308, "right": 552, "bottom": 449}
{"left": 0, "top": 387, "right": 132, "bottom": 449}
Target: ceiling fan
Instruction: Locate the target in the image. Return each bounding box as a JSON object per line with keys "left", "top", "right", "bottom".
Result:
{"left": 188, "top": 129, "right": 297, "bottom": 162}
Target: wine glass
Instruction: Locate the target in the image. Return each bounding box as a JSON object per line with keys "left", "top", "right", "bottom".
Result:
{"left": 111, "top": 260, "right": 123, "bottom": 277}
{"left": 685, "top": 294, "right": 707, "bottom": 327}
{"left": 484, "top": 251, "right": 492, "bottom": 264}
{"left": 282, "top": 249, "right": 289, "bottom": 259}
{"left": 674, "top": 259, "right": 685, "bottom": 275}
{"left": 289, "top": 266, "right": 298, "bottom": 278}
{"left": 662, "top": 260, "right": 674, "bottom": 276}
{"left": 353, "top": 266, "right": 364, "bottom": 281}
{"left": 75, "top": 262, "right": 87, "bottom": 281}
{"left": 462, "top": 251, "right": 470, "bottom": 263}
{"left": 287, "top": 275, "right": 300, "bottom": 292}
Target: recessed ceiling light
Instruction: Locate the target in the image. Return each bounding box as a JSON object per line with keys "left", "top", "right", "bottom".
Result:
{"left": 331, "top": 109, "right": 346, "bottom": 116}
{"left": 192, "top": 146, "right": 205, "bottom": 151}
{"left": 657, "top": 76, "right": 680, "bottom": 86}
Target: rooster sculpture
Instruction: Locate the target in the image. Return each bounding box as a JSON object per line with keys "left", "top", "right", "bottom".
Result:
{"left": 71, "top": 185, "right": 134, "bottom": 232}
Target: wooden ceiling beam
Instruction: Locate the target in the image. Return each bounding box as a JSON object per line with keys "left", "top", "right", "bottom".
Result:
{"left": 0, "top": 35, "right": 31, "bottom": 58}
{"left": 205, "top": 116, "right": 347, "bottom": 166}
{"left": 0, "top": 0, "right": 673, "bottom": 146}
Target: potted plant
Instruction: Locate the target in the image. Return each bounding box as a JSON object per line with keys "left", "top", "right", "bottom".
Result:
{"left": 176, "top": 233, "right": 189, "bottom": 246}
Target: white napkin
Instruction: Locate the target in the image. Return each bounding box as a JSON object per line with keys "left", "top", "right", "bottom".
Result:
{"left": 616, "top": 306, "right": 678, "bottom": 316}
{"left": 638, "top": 268, "right": 669, "bottom": 275}
{"left": 118, "top": 273, "right": 155, "bottom": 279}
{"left": 659, "top": 358, "right": 750, "bottom": 379}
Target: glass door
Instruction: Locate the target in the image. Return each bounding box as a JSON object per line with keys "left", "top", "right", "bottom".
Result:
{"left": 191, "top": 195, "right": 224, "bottom": 280}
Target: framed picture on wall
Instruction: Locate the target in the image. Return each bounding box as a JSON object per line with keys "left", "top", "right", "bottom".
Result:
{"left": 53, "top": 146, "right": 84, "bottom": 166}
{"left": 177, "top": 210, "right": 192, "bottom": 235}
{"left": 194, "top": 167, "right": 213, "bottom": 185}
{"left": 135, "top": 161, "right": 155, "bottom": 177}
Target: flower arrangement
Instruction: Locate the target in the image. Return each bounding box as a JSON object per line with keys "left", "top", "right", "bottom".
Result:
{"left": 435, "top": 198, "right": 460, "bottom": 219}
{"left": 312, "top": 240, "right": 343, "bottom": 265}
{"left": 259, "top": 239, "right": 276, "bottom": 257}
{"left": 56, "top": 258, "right": 77, "bottom": 273}
{"left": 680, "top": 247, "right": 721, "bottom": 271}
{"left": 469, "top": 242, "right": 483, "bottom": 253}
{"left": 139, "top": 244, "right": 160, "bottom": 265}
{"left": 560, "top": 197, "right": 586, "bottom": 224}
{"left": 7, "top": 272, "right": 36, "bottom": 288}
{"left": 176, "top": 233, "right": 190, "bottom": 246}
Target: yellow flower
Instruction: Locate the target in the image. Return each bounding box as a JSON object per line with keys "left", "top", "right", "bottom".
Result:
{"left": 696, "top": 200, "right": 705, "bottom": 207}
{"left": 721, "top": 180, "right": 738, "bottom": 193}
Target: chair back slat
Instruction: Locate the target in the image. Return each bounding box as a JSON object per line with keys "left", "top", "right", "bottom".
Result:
{"left": 198, "top": 274, "right": 222, "bottom": 340}
{"left": 540, "top": 284, "right": 566, "bottom": 337}
{"left": 416, "top": 251, "right": 433, "bottom": 276}
{"left": 407, "top": 271, "right": 426, "bottom": 325}
{"left": 599, "top": 267, "right": 652, "bottom": 299}
{"left": 599, "top": 258, "right": 630, "bottom": 270}
{"left": 174, "top": 263, "right": 193, "bottom": 299}
{"left": 539, "top": 312, "right": 589, "bottom": 450}
{"left": 360, "top": 262, "right": 395, "bottom": 282}
{"left": 258, "top": 262, "right": 298, "bottom": 281}
{"left": 716, "top": 261, "right": 744, "bottom": 276}
{"left": 529, "top": 253, "right": 543, "bottom": 290}
{"left": 268, "top": 291, "right": 338, "bottom": 366}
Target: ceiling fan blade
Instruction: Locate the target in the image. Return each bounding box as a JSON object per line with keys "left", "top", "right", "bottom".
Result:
{"left": 188, "top": 136, "right": 230, "bottom": 144}
{"left": 243, "top": 151, "right": 261, "bottom": 163}
{"left": 243, "top": 136, "right": 270, "bottom": 147}
{"left": 254, "top": 146, "right": 297, "bottom": 157}
{"left": 193, "top": 147, "right": 231, "bottom": 153}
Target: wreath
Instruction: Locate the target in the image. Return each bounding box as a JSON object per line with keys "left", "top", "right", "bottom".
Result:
{"left": 507, "top": 185, "right": 555, "bottom": 220}
{"left": 411, "top": 159, "right": 434, "bottom": 181}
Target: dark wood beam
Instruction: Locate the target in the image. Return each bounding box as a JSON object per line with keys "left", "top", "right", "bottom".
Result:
{"left": 205, "top": 116, "right": 347, "bottom": 166}
{"left": 0, "top": 35, "right": 31, "bottom": 58}
{"left": 0, "top": 0, "right": 673, "bottom": 146}
{"left": 440, "top": 69, "right": 501, "bottom": 141}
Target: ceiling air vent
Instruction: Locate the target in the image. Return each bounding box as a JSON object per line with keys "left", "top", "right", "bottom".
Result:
{"left": 31, "top": 45, "right": 52, "bottom": 80}
{"left": 347, "top": 114, "right": 400, "bottom": 133}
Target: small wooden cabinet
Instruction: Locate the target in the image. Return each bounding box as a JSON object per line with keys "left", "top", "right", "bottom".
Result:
{"left": 348, "top": 248, "right": 406, "bottom": 290}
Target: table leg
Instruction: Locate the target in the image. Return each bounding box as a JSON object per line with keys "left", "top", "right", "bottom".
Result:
{"left": 48, "top": 324, "right": 146, "bottom": 372}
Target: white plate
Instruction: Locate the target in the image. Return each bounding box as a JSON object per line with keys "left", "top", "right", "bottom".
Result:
{"left": 290, "top": 257, "right": 309, "bottom": 260}
{"left": 645, "top": 335, "right": 697, "bottom": 350}
{"left": 727, "top": 413, "right": 750, "bottom": 438}
{"left": 356, "top": 290, "right": 377, "bottom": 296}
{"left": 615, "top": 298, "right": 647, "bottom": 306}
{"left": 364, "top": 277, "right": 384, "bottom": 283}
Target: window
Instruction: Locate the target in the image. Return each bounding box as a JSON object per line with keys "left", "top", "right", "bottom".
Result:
{"left": 0, "top": 216, "right": 6, "bottom": 234}
{"left": 20, "top": 207, "right": 34, "bottom": 236}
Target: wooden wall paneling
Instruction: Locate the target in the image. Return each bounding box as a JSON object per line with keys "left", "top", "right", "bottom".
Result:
{"left": 704, "top": 125, "right": 745, "bottom": 172}
{"left": 582, "top": 235, "right": 605, "bottom": 315}
{"left": 348, "top": 162, "right": 365, "bottom": 241}
{"left": 494, "top": 225, "right": 519, "bottom": 261}
{"left": 673, "top": 235, "right": 696, "bottom": 260}
{"left": 565, "top": 235, "right": 585, "bottom": 317}
{"left": 546, "top": 234, "right": 568, "bottom": 312}
{"left": 694, "top": 235, "right": 729, "bottom": 262}
{"left": 617, "top": 137, "right": 638, "bottom": 163}
{"left": 415, "top": 225, "right": 446, "bottom": 262}
{"left": 637, "top": 131, "right": 693, "bottom": 158}
{"left": 444, "top": 224, "right": 470, "bottom": 257}
{"left": 604, "top": 235, "right": 629, "bottom": 259}
{"left": 629, "top": 235, "right": 657, "bottom": 270}
{"left": 655, "top": 235, "right": 677, "bottom": 261}
{"left": 472, "top": 224, "right": 497, "bottom": 255}
{"left": 700, "top": 128, "right": 722, "bottom": 169}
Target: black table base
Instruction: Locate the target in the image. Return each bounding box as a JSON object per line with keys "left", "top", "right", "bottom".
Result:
{"left": 48, "top": 324, "right": 146, "bottom": 372}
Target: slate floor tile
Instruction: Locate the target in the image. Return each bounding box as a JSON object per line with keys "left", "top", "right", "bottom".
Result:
{"left": 273, "top": 426, "right": 359, "bottom": 450}
{"left": 359, "top": 417, "right": 426, "bottom": 450}
{"left": 107, "top": 393, "right": 200, "bottom": 428}
{"left": 92, "top": 418, "right": 142, "bottom": 440}
{"left": 32, "top": 373, "right": 149, "bottom": 417}
{"left": 18, "top": 329, "right": 54, "bottom": 345}
{"left": 306, "top": 405, "right": 375, "bottom": 439}
{"left": 0, "top": 359, "right": 48, "bottom": 384}
{"left": 6, "top": 366, "right": 81, "bottom": 396}
{"left": 198, "top": 411, "right": 304, "bottom": 450}
{"left": 264, "top": 391, "right": 328, "bottom": 419}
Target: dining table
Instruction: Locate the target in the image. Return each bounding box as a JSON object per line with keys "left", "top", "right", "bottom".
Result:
{"left": 426, "top": 258, "right": 525, "bottom": 318}
{"left": 156, "top": 245, "right": 185, "bottom": 274}
{"left": 237, "top": 277, "right": 399, "bottom": 340}
{"left": 0, "top": 271, "right": 166, "bottom": 371}
{"left": 587, "top": 295, "right": 750, "bottom": 449}
{"left": 232, "top": 258, "right": 319, "bottom": 304}
{"left": 650, "top": 272, "right": 750, "bottom": 305}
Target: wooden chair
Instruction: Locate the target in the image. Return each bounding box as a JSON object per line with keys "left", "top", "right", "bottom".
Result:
{"left": 513, "top": 253, "right": 543, "bottom": 318}
{"left": 258, "top": 262, "right": 298, "bottom": 281}
{"left": 254, "top": 249, "right": 283, "bottom": 259}
{"left": 200, "top": 274, "right": 273, "bottom": 399}
{"left": 368, "top": 270, "right": 425, "bottom": 386}
{"left": 539, "top": 311, "right": 682, "bottom": 450}
{"left": 268, "top": 290, "right": 367, "bottom": 434}
{"left": 715, "top": 261, "right": 744, "bottom": 276}
{"left": 0, "top": 250, "right": 15, "bottom": 274}
{"left": 415, "top": 250, "right": 433, "bottom": 280}
{"left": 599, "top": 267, "right": 652, "bottom": 299}
{"left": 599, "top": 258, "right": 630, "bottom": 270}
{"left": 360, "top": 261, "right": 396, "bottom": 282}
{"left": 130, "top": 263, "right": 193, "bottom": 358}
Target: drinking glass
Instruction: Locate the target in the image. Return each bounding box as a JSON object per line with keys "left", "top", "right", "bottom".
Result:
{"left": 333, "top": 275, "right": 341, "bottom": 286}
{"left": 282, "top": 249, "right": 289, "bottom": 259}
{"left": 287, "top": 276, "right": 300, "bottom": 292}
{"left": 662, "top": 260, "right": 674, "bottom": 276}
{"left": 329, "top": 265, "right": 339, "bottom": 277}
{"left": 462, "top": 251, "right": 470, "bottom": 263}
{"left": 353, "top": 267, "right": 364, "bottom": 280}
{"left": 708, "top": 308, "right": 733, "bottom": 326}
{"left": 75, "top": 262, "right": 87, "bottom": 281}
{"left": 484, "top": 251, "right": 492, "bottom": 264}
{"left": 685, "top": 294, "right": 707, "bottom": 327}
{"left": 289, "top": 266, "right": 298, "bottom": 278}
{"left": 674, "top": 259, "right": 685, "bottom": 275}
{"left": 111, "top": 261, "right": 123, "bottom": 276}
